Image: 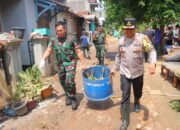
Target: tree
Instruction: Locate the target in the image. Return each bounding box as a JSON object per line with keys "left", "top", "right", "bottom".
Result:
{"left": 104, "top": 0, "right": 180, "bottom": 55}
{"left": 104, "top": 0, "right": 149, "bottom": 25}
{"left": 144, "top": 0, "right": 180, "bottom": 54}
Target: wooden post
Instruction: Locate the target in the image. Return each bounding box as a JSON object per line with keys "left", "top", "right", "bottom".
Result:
{"left": 173, "top": 76, "right": 177, "bottom": 88}
{"left": 164, "top": 68, "right": 168, "bottom": 80}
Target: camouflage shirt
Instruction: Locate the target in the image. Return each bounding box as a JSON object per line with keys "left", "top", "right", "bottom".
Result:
{"left": 48, "top": 35, "right": 80, "bottom": 66}
{"left": 94, "top": 32, "right": 106, "bottom": 45}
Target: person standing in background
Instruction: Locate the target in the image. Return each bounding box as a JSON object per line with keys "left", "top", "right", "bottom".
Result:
{"left": 80, "top": 31, "right": 91, "bottom": 59}
{"left": 173, "top": 25, "right": 180, "bottom": 46}
{"left": 154, "top": 27, "right": 161, "bottom": 59}
{"left": 93, "top": 25, "right": 108, "bottom": 65}
{"left": 143, "top": 26, "right": 155, "bottom": 62}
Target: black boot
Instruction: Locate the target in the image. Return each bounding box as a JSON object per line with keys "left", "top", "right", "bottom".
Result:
{"left": 134, "top": 99, "right": 140, "bottom": 113}
{"left": 120, "top": 104, "right": 130, "bottom": 130}
{"left": 71, "top": 97, "right": 78, "bottom": 110}
{"left": 65, "top": 97, "right": 71, "bottom": 106}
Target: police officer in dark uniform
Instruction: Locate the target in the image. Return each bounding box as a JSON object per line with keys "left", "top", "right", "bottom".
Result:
{"left": 111, "top": 18, "right": 156, "bottom": 130}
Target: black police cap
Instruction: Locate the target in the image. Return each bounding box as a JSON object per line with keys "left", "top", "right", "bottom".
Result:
{"left": 124, "top": 18, "right": 137, "bottom": 29}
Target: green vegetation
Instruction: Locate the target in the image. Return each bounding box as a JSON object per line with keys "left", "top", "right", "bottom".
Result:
{"left": 169, "top": 100, "right": 180, "bottom": 112}
{"left": 104, "top": 0, "right": 180, "bottom": 55}
{"left": 12, "top": 65, "right": 43, "bottom": 101}
{"left": 104, "top": 0, "right": 180, "bottom": 26}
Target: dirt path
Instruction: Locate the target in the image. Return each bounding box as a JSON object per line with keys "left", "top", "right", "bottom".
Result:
{"left": 1, "top": 37, "right": 180, "bottom": 130}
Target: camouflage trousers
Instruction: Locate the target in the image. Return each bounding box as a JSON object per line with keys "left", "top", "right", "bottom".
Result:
{"left": 95, "top": 45, "right": 105, "bottom": 65}
{"left": 58, "top": 61, "right": 77, "bottom": 98}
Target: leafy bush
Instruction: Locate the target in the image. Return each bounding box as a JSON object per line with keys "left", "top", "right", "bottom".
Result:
{"left": 13, "top": 65, "right": 44, "bottom": 101}
{"left": 169, "top": 100, "right": 180, "bottom": 112}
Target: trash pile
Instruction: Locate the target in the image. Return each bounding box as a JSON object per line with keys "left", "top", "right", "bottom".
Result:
{"left": 0, "top": 32, "right": 19, "bottom": 43}
{"left": 29, "top": 32, "right": 44, "bottom": 39}
{"left": 85, "top": 67, "right": 105, "bottom": 80}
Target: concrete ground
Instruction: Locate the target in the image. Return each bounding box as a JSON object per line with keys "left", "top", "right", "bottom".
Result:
{"left": 1, "top": 36, "right": 180, "bottom": 130}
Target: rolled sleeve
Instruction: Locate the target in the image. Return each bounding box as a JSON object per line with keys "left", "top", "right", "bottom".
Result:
{"left": 48, "top": 37, "right": 55, "bottom": 48}
{"left": 149, "top": 49, "right": 157, "bottom": 64}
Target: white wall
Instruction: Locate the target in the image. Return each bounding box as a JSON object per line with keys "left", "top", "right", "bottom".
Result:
{"left": 49, "top": 10, "right": 56, "bottom": 36}
{"left": 67, "top": 13, "right": 77, "bottom": 34}
{"left": 85, "top": 0, "right": 91, "bottom": 12}
{"left": 57, "top": 12, "right": 77, "bottom": 35}
{"left": 85, "top": 20, "right": 90, "bottom": 31}
{"left": 50, "top": 18, "right": 56, "bottom": 36}
{"left": 67, "top": 0, "right": 90, "bottom": 12}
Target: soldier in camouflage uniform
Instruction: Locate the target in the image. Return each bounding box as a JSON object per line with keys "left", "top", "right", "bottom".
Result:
{"left": 93, "top": 26, "right": 107, "bottom": 65}
{"left": 39, "top": 22, "right": 86, "bottom": 110}
{"left": 111, "top": 18, "right": 156, "bottom": 130}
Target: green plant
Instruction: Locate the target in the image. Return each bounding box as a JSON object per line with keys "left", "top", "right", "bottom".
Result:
{"left": 169, "top": 100, "right": 180, "bottom": 112}
{"left": 14, "top": 65, "right": 44, "bottom": 101}
{"left": 12, "top": 84, "right": 24, "bottom": 102}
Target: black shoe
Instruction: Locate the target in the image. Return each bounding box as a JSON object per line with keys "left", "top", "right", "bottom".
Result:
{"left": 65, "top": 97, "right": 71, "bottom": 106}
{"left": 134, "top": 99, "right": 141, "bottom": 113}
{"left": 134, "top": 104, "right": 140, "bottom": 113}
{"left": 71, "top": 98, "right": 78, "bottom": 110}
